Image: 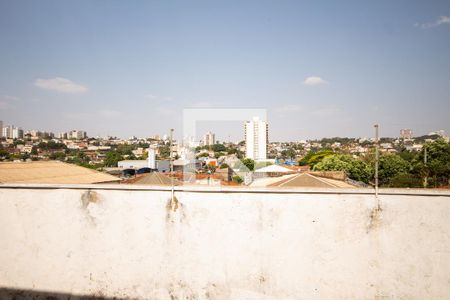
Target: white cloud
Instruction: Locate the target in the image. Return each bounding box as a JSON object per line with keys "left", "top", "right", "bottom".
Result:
{"left": 144, "top": 94, "right": 157, "bottom": 99}
{"left": 277, "top": 104, "right": 302, "bottom": 113}
{"left": 34, "top": 77, "right": 88, "bottom": 93}
{"left": 303, "top": 76, "right": 327, "bottom": 86}
{"left": 415, "top": 16, "right": 450, "bottom": 29}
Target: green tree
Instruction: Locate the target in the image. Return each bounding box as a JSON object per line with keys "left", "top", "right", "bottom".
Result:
{"left": 299, "top": 150, "right": 334, "bottom": 167}
{"left": 211, "top": 144, "right": 226, "bottom": 152}
{"left": 158, "top": 145, "right": 170, "bottom": 159}
{"left": 196, "top": 152, "right": 209, "bottom": 158}
{"left": 313, "top": 154, "right": 373, "bottom": 183}
{"left": 214, "top": 151, "right": 226, "bottom": 159}
{"left": 49, "top": 152, "right": 66, "bottom": 161}
{"left": 378, "top": 154, "right": 410, "bottom": 186}
{"left": 242, "top": 158, "right": 255, "bottom": 171}
{"left": 104, "top": 151, "right": 123, "bottom": 167}
{"left": 298, "top": 151, "right": 317, "bottom": 166}
{"left": 38, "top": 141, "right": 66, "bottom": 150}
{"left": 412, "top": 139, "right": 450, "bottom": 187}
{"left": 232, "top": 175, "right": 243, "bottom": 184}
{"left": 388, "top": 173, "right": 422, "bottom": 188}
{"left": 0, "top": 149, "right": 10, "bottom": 159}
{"left": 281, "top": 148, "right": 296, "bottom": 159}
{"left": 31, "top": 146, "right": 38, "bottom": 155}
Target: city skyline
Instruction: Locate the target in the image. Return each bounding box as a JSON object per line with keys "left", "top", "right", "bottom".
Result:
{"left": 0, "top": 117, "right": 447, "bottom": 143}
{"left": 0, "top": 1, "right": 449, "bottom": 140}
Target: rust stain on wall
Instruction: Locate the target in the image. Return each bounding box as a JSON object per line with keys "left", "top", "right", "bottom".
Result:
{"left": 81, "top": 190, "right": 99, "bottom": 208}
{"left": 367, "top": 205, "right": 383, "bottom": 233}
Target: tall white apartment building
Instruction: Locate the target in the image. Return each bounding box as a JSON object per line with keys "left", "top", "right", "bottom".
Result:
{"left": 68, "top": 130, "right": 87, "bottom": 139}
{"left": 2, "top": 125, "right": 12, "bottom": 139}
{"left": 400, "top": 129, "right": 413, "bottom": 139}
{"left": 203, "top": 131, "right": 215, "bottom": 146}
{"left": 12, "top": 127, "right": 23, "bottom": 139}
{"left": 0, "top": 120, "right": 3, "bottom": 138}
{"left": 244, "top": 117, "right": 268, "bottom": 161}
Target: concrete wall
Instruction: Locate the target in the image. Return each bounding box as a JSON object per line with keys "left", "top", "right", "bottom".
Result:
{"left": 0, "top": 185, "right": 450, "bottom": 299}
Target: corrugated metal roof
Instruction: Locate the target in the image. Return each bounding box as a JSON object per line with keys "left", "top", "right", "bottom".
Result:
{"left": 0, "top": 161, "right": 120, "bottom": 184}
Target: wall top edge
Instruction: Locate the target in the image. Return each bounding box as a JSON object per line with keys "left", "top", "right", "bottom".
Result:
{"left": 0, "top": 183, "right": 449, "bottom": 196}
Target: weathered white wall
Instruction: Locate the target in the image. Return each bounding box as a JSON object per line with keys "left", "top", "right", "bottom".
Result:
{"left": 0, "top": 186, "right": 449, "bottom": 299}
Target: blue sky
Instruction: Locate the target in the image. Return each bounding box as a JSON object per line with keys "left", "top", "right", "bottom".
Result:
{"left": 0, "top": 0, "right": 449, "bottom": 141}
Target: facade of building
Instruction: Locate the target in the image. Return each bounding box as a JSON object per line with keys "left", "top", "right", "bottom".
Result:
{"left": 244, "top": 117, "right": 268, "bottom": 161}
{"left": 203, "top": 131, "right": 215, "bottom": 147}
{"left": 2, "top": 125, "right": 11, "bottom": 139}
{"left": 68, "top": 130, "right": 87, "bottom": 140}
{"left": 0, "top": 120, "right": 3, "bottom": 138}
{"left": 12, "top": 127, "right": 24, "bottom": 139}
{"left": 400, "top": 129, "right": 413, "bottom": 139}
{"left": 118, "top": 157, "right": 170, "bottom": 173}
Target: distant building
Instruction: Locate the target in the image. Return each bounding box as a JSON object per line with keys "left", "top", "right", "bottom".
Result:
{"left": 0, "top": 120, "right": 3, "bottom": 138}
{"left": 429, "top": 130, "right": 446, "bottom": 137}
{"left": 12, "top": 127, "right": 24, "bottom": 139}
{"left": 203, "top": 131, "right": 215, "bottom": 147}
{"left": 2, "top": 125, "right": 12, "bottom": 139}
{"left": 148, "top": 148, "right": 156, "bottom": 169}
{"left": 68, "top": 130, "right": 87, "bottom": 139}
{"left": 400, "top": 129, "right": 413, "bottom": 139}
{"left": 42, "top": 131, "right": 54, "bottom": 139}
{"left": 118, "top": 154, "right": 170, "bottom": 173}
{"left": 244, "top": 117, "right": 268, "bottom": 161}
{"left": 29, "top": 130, "right": 42, "bottom": 138}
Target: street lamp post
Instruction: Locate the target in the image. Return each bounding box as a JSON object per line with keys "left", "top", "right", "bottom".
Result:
{"left": 374, "top": 124, "right": 379, "bottom": 198}
{"left": 169, "top": 128, "right": 174, "bottom": 202}
{"left": 424, "top": 145, "right": 428, "bottom": 188}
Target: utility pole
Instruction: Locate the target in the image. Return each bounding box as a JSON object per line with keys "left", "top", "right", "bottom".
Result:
{"left": 424, "top": 146, "right": 428, "bottom": 188}
{"left": 169, "top": 128, "right": 174, "bottom": 202}
{"left": 374, "top": 124, "right": 379, "bottom": 198}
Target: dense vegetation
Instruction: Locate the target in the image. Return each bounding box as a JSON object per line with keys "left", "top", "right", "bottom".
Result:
{"left": 302, "top": 139, "right": 450, "bottom": 187}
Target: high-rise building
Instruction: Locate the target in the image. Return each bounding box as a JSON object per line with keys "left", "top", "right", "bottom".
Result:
{"left": 12, "top": 127, "right": 24, "bottom": 139}
{"left": 2, "top": 125, "right": 13, "bottom": 139}
{"left": 68, "top": 130, "right": 87, "bottom": 139}
{"left": 0, "top": 120, "right": 3, "bottom": 138}
{"left": 400, "top": 129, "right": 413, "bottom": 139}
{"left": 244, "top": 117, "right": 268, "bottom": 161}
{"left": 203, "top": 131, "right": 215, "bottom": 147}
{"left": 29, "top": 130, "right": 42, "bottom": 138}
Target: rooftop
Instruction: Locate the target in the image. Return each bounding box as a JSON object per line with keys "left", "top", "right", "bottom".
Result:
{"left": 0, "top": 161, "right": 120, "bottom": 184}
